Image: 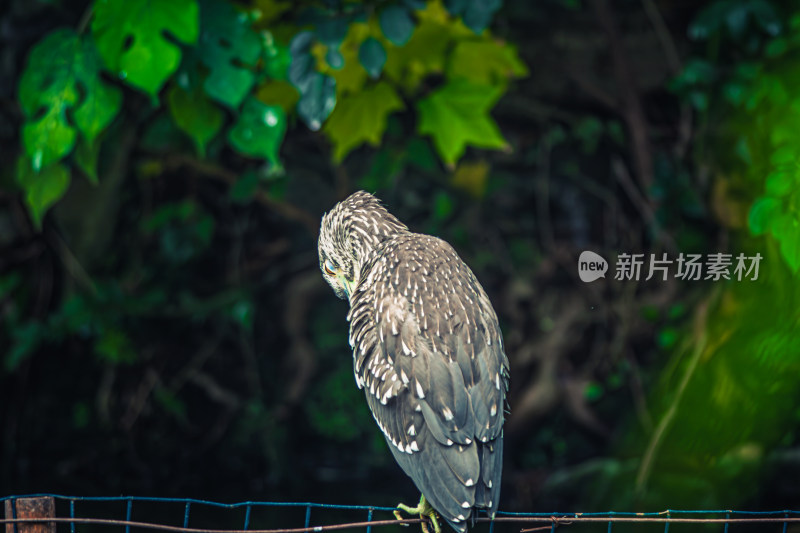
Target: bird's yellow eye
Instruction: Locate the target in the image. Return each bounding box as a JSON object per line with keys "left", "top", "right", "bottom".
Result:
{"left": 324, "top": 259, "right": 336, "bottom": 276}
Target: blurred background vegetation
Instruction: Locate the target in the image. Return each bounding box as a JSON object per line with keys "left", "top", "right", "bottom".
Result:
{"left": 1, "top": 0, "right": 800, "bottom": 521}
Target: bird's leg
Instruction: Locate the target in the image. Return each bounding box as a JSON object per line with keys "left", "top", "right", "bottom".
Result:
{"left": 393, "top": 494, "right": 441, "bottom": 533}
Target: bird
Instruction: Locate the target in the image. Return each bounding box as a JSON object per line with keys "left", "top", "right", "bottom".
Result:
{"left": 318, "top": 191, "right": 510, "bottom": 533}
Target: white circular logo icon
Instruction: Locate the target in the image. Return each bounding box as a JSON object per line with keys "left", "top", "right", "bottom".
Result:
{"left": 578, "top": 251, "right": 608, "bottom": 282}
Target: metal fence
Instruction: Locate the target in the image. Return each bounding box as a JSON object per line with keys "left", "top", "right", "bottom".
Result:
{"left": 2, "top": 495, "right": 799, "bottom": 533}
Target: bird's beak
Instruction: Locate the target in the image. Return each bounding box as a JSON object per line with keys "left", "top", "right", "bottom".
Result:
{"left": 337, "top": 273, "right": 353, "bottom": 300}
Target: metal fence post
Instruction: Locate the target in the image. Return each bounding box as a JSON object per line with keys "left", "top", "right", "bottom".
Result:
{"left": 4, "top": 497, "right": 56, "bottom": 533}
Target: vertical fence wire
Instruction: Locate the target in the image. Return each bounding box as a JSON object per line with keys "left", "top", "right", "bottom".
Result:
{"left": 69, "top": 498, "right": 76, "bottom": 533}
{"left": 244, "top": 505, "right": 252, "bottom": 531}
{"left": 183, "top": 502, "right": 191, "bottom": 529}
{"left": 304, "top": 505, "right": 311, "bottom": 530}
{"left": 784, "top": 511, "right": 789, "bottom": 533}
{"left": 723, "top": 511, "right": 729, "bottom": 533}
{"left": 126, "top": 498, "right": 133, "bottom": 533}
{"left": 663, "top": 511, "right": 670, "bottom": 533}
{"left": 365, "top": 508, "right": 373, "bottom": 533}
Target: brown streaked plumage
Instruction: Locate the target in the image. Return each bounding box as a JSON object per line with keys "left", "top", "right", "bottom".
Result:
{"left": 318, "top": 191, "right": 509, "bottom": 532}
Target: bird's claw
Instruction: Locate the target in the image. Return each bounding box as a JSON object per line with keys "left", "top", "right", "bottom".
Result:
{"left": 394, "top": 496, "right": 441, "bottom": 533}
{"left": 393, "top": 509, "right": 411, "bottom": 526}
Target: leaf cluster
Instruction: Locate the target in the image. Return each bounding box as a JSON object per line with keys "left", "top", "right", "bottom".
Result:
{"left": 14, "top": 0, "right": 526, "bottom": 228}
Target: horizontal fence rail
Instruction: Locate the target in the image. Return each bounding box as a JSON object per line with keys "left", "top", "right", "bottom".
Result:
{"left": 2, "top": 495, "right": 799, "bottom": 533}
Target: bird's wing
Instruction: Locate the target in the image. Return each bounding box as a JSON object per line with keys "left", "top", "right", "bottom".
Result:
{"left": 349, "top": 235, "right": 509, "bottom": 530}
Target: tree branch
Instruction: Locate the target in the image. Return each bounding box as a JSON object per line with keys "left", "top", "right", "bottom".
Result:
{"left": 589, "top": 0, "right": 654, "bottom": 191}
{"left": 162, "top": 155, "right": 319, "bottom": 236}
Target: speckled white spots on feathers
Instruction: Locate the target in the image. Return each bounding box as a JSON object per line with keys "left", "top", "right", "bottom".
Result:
{"left": 318, "top": 191, "right": 510, "bottom": 532}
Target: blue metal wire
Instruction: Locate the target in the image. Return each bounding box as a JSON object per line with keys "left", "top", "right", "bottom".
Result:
{"left": 244, "top": 505, "right": 252, "bottom": 531}
{"left": 69, "top": 498, "right": 75, "bottom": 533}
{"left": 2, "top": 494, "right": 799, "bottom": 532}
{"left": 127, "top": 498, "right": 134, "bottom": 533}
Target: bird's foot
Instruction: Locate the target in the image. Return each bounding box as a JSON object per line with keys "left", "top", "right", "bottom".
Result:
{"left": 394, "top": 495, "right": 441, "bottom": 533}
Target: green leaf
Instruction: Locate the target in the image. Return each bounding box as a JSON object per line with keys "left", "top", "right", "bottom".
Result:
{"left": 92, "top": 0, "right": 199, "bottom": 95}
{"left": 657, "top": 327, "right": 679, "bottom": 349}
{"left": 584, "top": 381, "right": 604, "bottom": 402}
{"left": 297, "top": 73, "right": 336, "bottom": 131}
{"left": 450, "top": 159, "right": 489, "bottom": 198}
{"left": 689, "top": 0, "right": 781, "bottom": 41}
{"left": 198, "top": 0, "right": 261, "bottom": 109}
{"left": 417, "top": 80, "right": 508, "bottom": 167}
{"left": 359, "top": 38, "right": 387, "bottom": 79}
{"left": 772, "top": 211, "right": 800, "bottom": 273}
{"left": 253, "top": 0, "right": 292, "bottom": 23}
{"left": 748, "top": 194, "right": 776, "bottom": 235}
{"left": 747, "top": 0, "right": 781, "bottom": 35}
{"left": 94, "top": 327, "right": 137, "bottom": 364}
{"left": 765, "top": 170, "right": 795, "bottom": 197}
{"left": 671, "top": 59, "right": 716, "bottom": 90}
{"left": 770, "top": 146, "right": 796, "bottom": 166}
{"left": 316, "top": 22, "right": 370, "bottom": 96}
{"left": 7, "top": 321, "right": 46, "bottom": 371}
{"left": 383, "top": 10, "right": 455, "bottom": 91}
{"left": 290, "top": 31, "right": 337, "bottom": 130}
{"left": 323, "top": 81, "right": 404, "bottom": 162}
{"left": 574, "top": 117, "right": 604, "bottom": 154}
{"left": 406, "top": 137, "right": 438, "bottom": 171}
{"left": 380, "top": 5, "right": 415, "bottom": 46}
{"left": 358, "top": 149, "right": 403, "bottom": 191}
{"left": 445, "top": 0, "right": 502, "bottom": 33}
{"left": 16, "top": 159, "right": 71, "bottom": 229}
{"left": 434, "top": 190, "right": 454, "bottom": 219}
{"left": 229, "top": 170, "right": 261, "bottom": 203}
{"left": 167, "top": 82, "right": 224, "bottom": 156}
{"left": 22, "top": 106, "right": 77, "bottom": 171}
{"left": 315, "top": 17, "right": 349, "bottom": 47}
{"left": 154, "top": 387, "right": 188, "bottom": 422}
{"left": 18, "top": 29, "right": 121, "bottom": 169}
{"left": 228, "top": 97, "right": 287, "bottom": 167}
{"left": 326, "top": 48, "right": 344, "bottom": 69}
{"left": 290, "top": 31, "right": 316, "bottom": 88}
{"left": 74, "top": 138, "right": 100, "bottom": 185}
{"left": 689, "top": 1, "right": 730, "bottom": 40}
{"left": 262, "top": 32, "right": 291, "bottom": 80}
{"left": 256, "top": 79, "right": 300, "bottom": 113}
{"left": 448, "top": 40, "right": 528, "bottom": 85}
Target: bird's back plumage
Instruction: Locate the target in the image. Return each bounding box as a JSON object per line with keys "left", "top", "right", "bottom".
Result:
{"left": 319, "top": 193, "right": 510, "bottom": 532}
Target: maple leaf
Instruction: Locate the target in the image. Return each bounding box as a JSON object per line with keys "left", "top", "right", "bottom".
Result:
{"left": 323, "top": 82, "right": 404, "bottom": 162}
{"left": 417, "top": 80, "right": 508, "bottom": 167}
{"left": 448, "top": 40, "right": 529, "bottom": 85}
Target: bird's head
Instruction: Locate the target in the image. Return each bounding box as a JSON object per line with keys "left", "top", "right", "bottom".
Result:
{"left": 318, "top": 191, "right": 408, "bottom": 301}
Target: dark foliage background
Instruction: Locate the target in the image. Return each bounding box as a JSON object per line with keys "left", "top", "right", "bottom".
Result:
{"left": 1, "top": 0, "right": 800, "bottom": 523}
